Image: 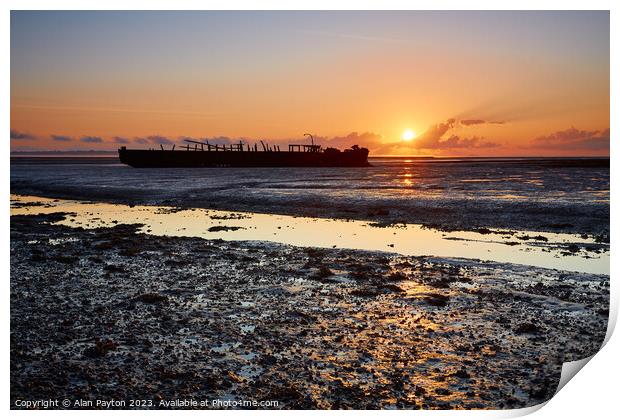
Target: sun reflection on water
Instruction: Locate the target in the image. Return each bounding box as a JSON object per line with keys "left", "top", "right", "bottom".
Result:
{"left": 10, "top": 194, "right": 609, "bottom": 275}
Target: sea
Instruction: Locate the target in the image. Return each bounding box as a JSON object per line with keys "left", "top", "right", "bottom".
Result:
{"left": 10, "top": 155, "right": 609, "bottom": 237}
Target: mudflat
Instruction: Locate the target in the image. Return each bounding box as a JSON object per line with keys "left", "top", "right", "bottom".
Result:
{"left": 10, "top": 212, "right": 608, "bottom": 409}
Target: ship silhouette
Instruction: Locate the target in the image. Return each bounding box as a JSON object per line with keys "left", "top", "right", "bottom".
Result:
{"left": 119, "top": 134, "right": 370, "bottom": 168}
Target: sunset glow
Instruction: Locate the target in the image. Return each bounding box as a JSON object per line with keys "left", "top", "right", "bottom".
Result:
{"left": 10, "top": 11, "right": 610, "bottom": 156}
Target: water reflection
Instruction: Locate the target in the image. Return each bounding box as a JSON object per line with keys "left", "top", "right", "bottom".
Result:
{"left": 401, "top": 172, "right": 413, "bottom": 186}
{"left": 10, "top": 194, "right": 608, "bottom": 275}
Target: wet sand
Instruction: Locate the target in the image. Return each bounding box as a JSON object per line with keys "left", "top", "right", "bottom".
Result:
{"left": 10, "top": 212, "right": 609, "bottom": 409}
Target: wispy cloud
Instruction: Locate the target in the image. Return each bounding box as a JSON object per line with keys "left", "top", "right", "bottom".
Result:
{"left": 147, "top": 135, "right": 174, "bottom": 145}
{"left": 10, "top": 130, "right": 37, "bottom": 140}
{"left": 533, "top": 127, "right": 609, "bottom": 150}
{"left": 459, "top": 119, "right": 505, "bottom": 127}
{"left": 404, "top": 119, "right": 500, "bottom": 150}
{"left": 80, "top": 136, "right": 103, "bottom": 143}
{"left": 113, "top": 136, "right": 130, "bottom": 144}
{"left": 51, "top": 134, "right": 73, "bottom": 142}
{"left": 193, "top": 136, "right": 234, "bottom": 145}
{"left": 436, "top": 135, "right": 499, "bottom": 149}
{"left": 415, "top": 119, "right": 456, "bottom": 148}
{"left": 321, "top": 132, "right": 384, "bottom": 150}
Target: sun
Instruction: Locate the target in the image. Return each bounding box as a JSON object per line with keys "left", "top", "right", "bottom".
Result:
{"left": 402, "top": 129, "right": 416, "bottom": 141}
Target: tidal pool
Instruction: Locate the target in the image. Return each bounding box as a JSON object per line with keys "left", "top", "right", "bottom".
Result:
{"left": 10, "top": 194, "right": 609, "bottom": 275}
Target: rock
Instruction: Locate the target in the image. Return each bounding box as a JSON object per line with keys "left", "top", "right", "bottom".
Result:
{"left": 83, "top": 338, "right": 118, "bottom": 358}
{"left": 423, "top": 293, "right": 450, "bottom": 307}
{"left": 453, "top": 368, "right": 470, "bottom": 379}
{"left": 135, "top": 293, "right": 169, "bottom": 304}
{"left": 514, "top": 322, "right": 540, "bottom": 334}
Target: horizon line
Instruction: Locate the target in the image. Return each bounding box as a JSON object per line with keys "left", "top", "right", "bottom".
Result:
{"left": 9, "top": 150, "right": 610, "bottom": 160}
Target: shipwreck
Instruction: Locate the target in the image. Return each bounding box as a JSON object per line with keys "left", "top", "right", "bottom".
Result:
{"left": 118, "top": 134, "right": 370, "bottom": 168}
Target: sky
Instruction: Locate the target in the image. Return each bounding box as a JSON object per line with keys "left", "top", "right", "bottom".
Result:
{"left": 10, "top": 11, "right": 610, "bottom": 156}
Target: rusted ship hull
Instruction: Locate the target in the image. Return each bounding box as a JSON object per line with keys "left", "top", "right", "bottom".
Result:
{"left": 118, "top": 147, "right": 370, "bottom": 168}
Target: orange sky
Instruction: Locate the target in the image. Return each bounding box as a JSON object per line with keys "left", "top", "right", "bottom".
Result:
{"left": 10, "top": 11, "right": 610, "bottom": 156}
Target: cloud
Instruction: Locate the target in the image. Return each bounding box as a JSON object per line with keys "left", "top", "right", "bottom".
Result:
{"left": 460, "top": 119, "right": 505, "bottom": 126}
{"left": 321, "top": 132, "right": 384, "bottom": 150}
{"left": 314, "top": 129, "right": 499, "bottom": 154}
{"left": 51, "top": 134, "right": 72, "bottom": 142}
{"left": 131, "top": 135, "right": 175, "bottom": 145}
{"left": 113, "top": 136, "right": 130, "bottom": 144}
{"left": 437, "top": 135, "right": 499, "bottom": 149}
{"left": 413, "top": 119, "right": 456, "bottom": 149}
{"left": 80, "top": 136, "right": 103, "bottom": 143}
{"left": 283, "top": 126, "right": 499, "bottom": 155}
{"left": 10, "top": 130, "right": 37, "bottom": 140}
{"left": 197, "top": 136, "right": 234, "bottom": 145}
{"left": 533, "top": 127, "right": 609, "bottom": 150}
{"left": 409, "top": 119, "right": 500, "bottom": 150}
{"left": 147, "top": 135, "right": 174, "bottom": 145}
{"left": 460, "top": 119, "right": 486, "bottom": 126}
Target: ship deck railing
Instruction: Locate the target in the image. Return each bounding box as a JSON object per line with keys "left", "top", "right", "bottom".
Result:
{"left": 178, "top": 139, "right": 322, "bottom": 153}
{"left": 121, "top": 140, "right": 326, "bottom": 153}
